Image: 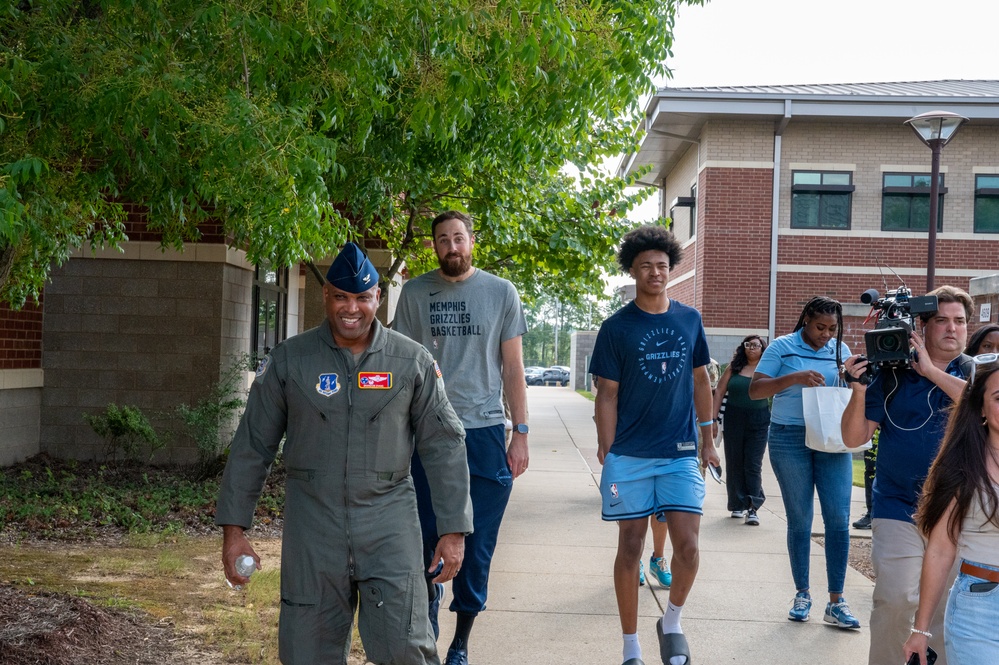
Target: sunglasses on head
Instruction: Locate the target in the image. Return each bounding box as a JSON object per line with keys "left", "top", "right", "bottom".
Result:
{"left": 970, "top": 353, "right": 999, "bottom": 384}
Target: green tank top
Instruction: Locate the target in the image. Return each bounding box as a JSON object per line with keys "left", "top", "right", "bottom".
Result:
{"left": 726, "top": 373, "right": 769, "bottom": 409}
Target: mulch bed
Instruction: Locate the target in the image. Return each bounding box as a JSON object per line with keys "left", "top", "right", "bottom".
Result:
{"left": 0, "top": 584, "right": 200, "bottom": 665}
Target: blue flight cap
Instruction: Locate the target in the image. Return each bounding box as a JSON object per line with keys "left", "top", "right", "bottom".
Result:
{"left": 325, "top": 242, "right": 379, "bottom": 293}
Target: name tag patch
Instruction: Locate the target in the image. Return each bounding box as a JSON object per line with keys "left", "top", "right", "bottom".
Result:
{"left": 316, "top": 373, "right": 340, "bottom": 397}
{"left": 358, "top": 372, "right": 392, "bottom": 389}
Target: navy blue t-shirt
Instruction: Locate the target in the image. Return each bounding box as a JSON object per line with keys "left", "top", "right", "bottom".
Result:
{"left": 865, "top": 357, "right": 966, "bottom": 523}
{"left": 589, "top": 300, "right": 711, "bottom": 459}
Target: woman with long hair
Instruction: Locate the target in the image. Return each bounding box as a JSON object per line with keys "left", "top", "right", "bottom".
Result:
{"left": 749, "top": 297, "right": 860, "bottom": 628}
{"left": 903, "top": 360, "right": 999, "bottom": 665}
{"left": 713, "top": 335, "right": 770, "bottom": 525}
{"left": 966, "top": 323, "right": 999, "bottom": 356}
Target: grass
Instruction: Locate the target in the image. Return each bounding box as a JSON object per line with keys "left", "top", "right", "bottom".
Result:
{"left": 576, "top": 389, "right": 595, "bottom": 401}
{"left": 852, "top": 458, "right": 866, "bottom": 488}
{"left": 0, "top": 453, "right": 312, "bottom": 663}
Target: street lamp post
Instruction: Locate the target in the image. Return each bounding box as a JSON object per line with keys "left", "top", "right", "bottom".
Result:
{"left": 903, "top": 111, "right": 968, "bottom": 292}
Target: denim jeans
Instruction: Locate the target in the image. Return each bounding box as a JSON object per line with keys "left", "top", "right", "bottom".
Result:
{"left": 767, "top": 423, "right": 852, "bottom": 594}
{"left": 945, "top": 559, "right": 999, "bottom": 662}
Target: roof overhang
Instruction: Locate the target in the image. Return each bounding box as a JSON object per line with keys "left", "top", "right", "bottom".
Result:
{"left": 620, "top": 84, "right": 999, "bottom": 184}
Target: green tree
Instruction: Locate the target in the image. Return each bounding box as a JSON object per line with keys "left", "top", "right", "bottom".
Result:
{"left": 1, "top": 0, "right": 700, "bottom": 308}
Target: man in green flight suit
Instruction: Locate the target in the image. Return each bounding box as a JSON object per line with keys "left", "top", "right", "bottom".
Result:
{"left": 216, "top": 242, "right": 473, "bottom": 665}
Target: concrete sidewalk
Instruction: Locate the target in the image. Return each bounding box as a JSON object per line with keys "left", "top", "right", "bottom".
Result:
{"left": 435, "top": 388, "right": 874, "bottom": 665}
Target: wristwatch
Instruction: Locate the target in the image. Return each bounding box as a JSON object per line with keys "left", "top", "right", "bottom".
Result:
{"left": 514, "top": 423, "right": 529, "bottom": 434}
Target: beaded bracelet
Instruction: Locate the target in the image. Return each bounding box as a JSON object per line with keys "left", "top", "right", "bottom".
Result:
{"left": 910, "top": 627, "right": 932, "bottom": 639}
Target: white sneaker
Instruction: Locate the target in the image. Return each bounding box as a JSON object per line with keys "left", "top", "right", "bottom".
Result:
{"left": 730, "top": 510, "right": 746, "bottom": 518}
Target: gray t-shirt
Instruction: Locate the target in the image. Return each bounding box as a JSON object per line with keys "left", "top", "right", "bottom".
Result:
{"left": 394, "top": 268, "right": 527, "bottom": 429}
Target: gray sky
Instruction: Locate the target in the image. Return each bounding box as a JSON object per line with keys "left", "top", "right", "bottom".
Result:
{"left": 665, "top": 0, "right": 999, "bottom": 88}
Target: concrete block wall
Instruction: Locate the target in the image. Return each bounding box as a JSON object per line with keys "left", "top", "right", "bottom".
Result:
{"left": 0, "top": 370, "right": 43, "bottom": 465}
{"left": 1, "top": 295, "right": 44, "bottom": 464}
{"left": 569, "top": 330, "right": 597, "bottom": 391}
{"left": 40, "top": 249, "right": 253, "bottom": 463}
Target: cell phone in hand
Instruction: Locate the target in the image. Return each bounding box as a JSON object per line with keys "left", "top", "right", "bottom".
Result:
{"left": 906, "top": 646, "right": 937, "bottom": 665}
{"left": 707, "top": 464, "right": 723, "bottom": 484}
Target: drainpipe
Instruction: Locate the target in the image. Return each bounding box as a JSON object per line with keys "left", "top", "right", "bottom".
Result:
{"left": 768, "top": 100, "right": 792, "bottom": 340}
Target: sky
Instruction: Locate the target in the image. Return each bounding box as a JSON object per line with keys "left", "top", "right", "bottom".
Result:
{"left": 612, "top": 0, "right": 999, "bottom": 289}
{"left": 664, "top": 0, "right": 999, "bottom": 89}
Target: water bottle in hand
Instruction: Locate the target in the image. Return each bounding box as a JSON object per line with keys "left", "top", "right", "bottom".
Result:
{"left": 235, "top": 554, "right": 256, "bottom": 578}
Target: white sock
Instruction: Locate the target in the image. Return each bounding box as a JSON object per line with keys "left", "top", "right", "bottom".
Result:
{"left": 622, "top": 633, "right": 641, "bottom": 662}
{"left": 660, "top": 601, "right": 683, "bottom": 634}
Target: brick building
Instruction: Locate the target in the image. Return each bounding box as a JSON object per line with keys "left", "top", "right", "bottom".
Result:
{"left": 620, "top": 80, "right": 999, "bottom": 360}
{"left": 0, "top": 205, "right": 398, "bottom": 465}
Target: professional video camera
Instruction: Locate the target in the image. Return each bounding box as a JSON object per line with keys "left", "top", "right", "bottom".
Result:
{"left": 848, "top": 285, "right": 938, "bottom": 385}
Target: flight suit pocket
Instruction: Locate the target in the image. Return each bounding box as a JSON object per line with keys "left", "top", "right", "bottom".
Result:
{"left": 366, "top": 382, "right": 413, "bottom": 473}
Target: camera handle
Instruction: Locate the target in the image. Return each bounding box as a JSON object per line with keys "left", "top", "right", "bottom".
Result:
{"left": 843, "top": 355, "right": 874, "bottom": 386}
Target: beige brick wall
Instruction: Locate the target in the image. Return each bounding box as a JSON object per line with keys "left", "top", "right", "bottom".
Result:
{"left": 780, "top": 121, "right": 999, "bottom": 234}
{"left": 663, "top": 144, "right": 699, "bottom": 242}
{"left": 702, "top": 119, "right": 775, "bottom": 163}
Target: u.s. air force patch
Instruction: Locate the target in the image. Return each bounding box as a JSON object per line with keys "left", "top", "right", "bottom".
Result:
{"left": 255, "top": 355, "right": 271, "bottom": 380}
{"left": 316, "top": 373, "right": 340, "bottom": 396}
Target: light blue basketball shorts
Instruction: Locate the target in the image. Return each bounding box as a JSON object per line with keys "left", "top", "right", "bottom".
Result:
{"left": 600, "top": 453, "right": 705, "bottom": 521}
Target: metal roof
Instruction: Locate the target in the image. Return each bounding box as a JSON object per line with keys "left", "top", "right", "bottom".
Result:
{"left": 622, "top": 80, "right": 999, "bottom": 184}
{"left": 656, "top": 80, "right": 999, "bottom": 98}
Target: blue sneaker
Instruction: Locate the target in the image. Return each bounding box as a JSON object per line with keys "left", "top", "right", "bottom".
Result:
{"left": 648, "top": 555, "right": 672, "bottom": 588}
{"left": 639, "top": 560, "right": 646, "bottom": 586}
{"left": 788, "top": 591, "right": 811, "bottom": 622}
{"left": 429, "top": 583, "right": 445, "bottom": 639}
{"left": 824, "top": 597, "right": 861, "bottom": 629}
{"left": 443, "top": 646, "right": 468, "bottom": 665}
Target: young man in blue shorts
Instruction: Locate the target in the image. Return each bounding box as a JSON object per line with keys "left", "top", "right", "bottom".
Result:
{"left": 591, "top": 225, "right": 718, "bottom": 665}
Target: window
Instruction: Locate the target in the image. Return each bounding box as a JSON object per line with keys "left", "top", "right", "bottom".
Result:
{"left": 791, "top": 171, "right": 854, "bottom": 229}
{"left": 974, "top": 175, "right": 999, "bottom": 233}
{"left": 881, "top": 173, "right": 945, "bottom": 231}
{"left": 252, "top": 261, "right": 288, "bottom": 361}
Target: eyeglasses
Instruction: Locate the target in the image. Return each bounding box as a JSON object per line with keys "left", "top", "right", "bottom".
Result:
{"left": 970, "top": 353, "right": 999, "bottom": 384}
{"left": 744, "top": 342, "right": 763, "bottom": 349}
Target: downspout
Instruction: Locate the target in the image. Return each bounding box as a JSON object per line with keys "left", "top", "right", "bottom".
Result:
{"left": 768, "top": 100, "right": 792, "bottom": 340}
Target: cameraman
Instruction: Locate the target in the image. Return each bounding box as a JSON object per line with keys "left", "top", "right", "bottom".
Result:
{"left": 841, "top": 285, "right": 972, "bottom": 665}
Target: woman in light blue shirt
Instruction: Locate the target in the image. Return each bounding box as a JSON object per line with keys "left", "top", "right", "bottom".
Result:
{"left": 749, "top": 296, "right": 860, "bottom": 630}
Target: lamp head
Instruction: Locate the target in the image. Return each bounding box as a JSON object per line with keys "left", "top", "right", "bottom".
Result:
{"left": 904, "top": 110, "right": 969, "bottom": 147}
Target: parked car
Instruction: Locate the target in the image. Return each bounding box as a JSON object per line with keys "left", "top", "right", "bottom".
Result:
{"left": 524, "top": 366, "right": 545, "bottom": 386}
{"left": 542, "top": 366, "right": 570, "bottom": 386}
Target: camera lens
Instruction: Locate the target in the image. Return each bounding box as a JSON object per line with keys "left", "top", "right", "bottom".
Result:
{"left": 878, "top": 335, "right": 901, "bottom": 352}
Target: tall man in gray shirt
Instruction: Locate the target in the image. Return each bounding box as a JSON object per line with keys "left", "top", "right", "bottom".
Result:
{"left": 394, "top": 210, "right": 529, "bottom": 665}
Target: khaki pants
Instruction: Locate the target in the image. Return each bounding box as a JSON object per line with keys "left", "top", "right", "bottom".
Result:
{"left": 869, "top": 518, "right": 956, "bottom": 665}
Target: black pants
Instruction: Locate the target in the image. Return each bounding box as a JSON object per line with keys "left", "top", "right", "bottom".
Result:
{"left": 722, "top": 406, "right": 770, "bottom": 512}
{"left": 862, "top": 446, "right": 876, "bottom": 512}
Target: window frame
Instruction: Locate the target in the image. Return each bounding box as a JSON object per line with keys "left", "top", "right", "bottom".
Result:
{"left": 880, "top": 172, "right": 946, "bottom": 232}
{"left": 252, "top": 261, "right": 289, "bottom": 361}
{"left": 974, "top": 174, "right": 999, "bottom": 233}
{"left": 790, "top": 170, "right": 855, "bottom": 230}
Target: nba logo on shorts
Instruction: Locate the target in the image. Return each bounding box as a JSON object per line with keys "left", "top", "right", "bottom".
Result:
{"left": 610, "top": 483, "right": 619, "bottom": 499}
{"left": 661, "top": 361, "right": 667, "bottom": 374}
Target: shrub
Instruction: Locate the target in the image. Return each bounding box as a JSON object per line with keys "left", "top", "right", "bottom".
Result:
{"left": 176, "top": 354, "right": 253, "bottom": 479}
{"left": 83, "top": 404, "right": 163, "bottom": 463}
